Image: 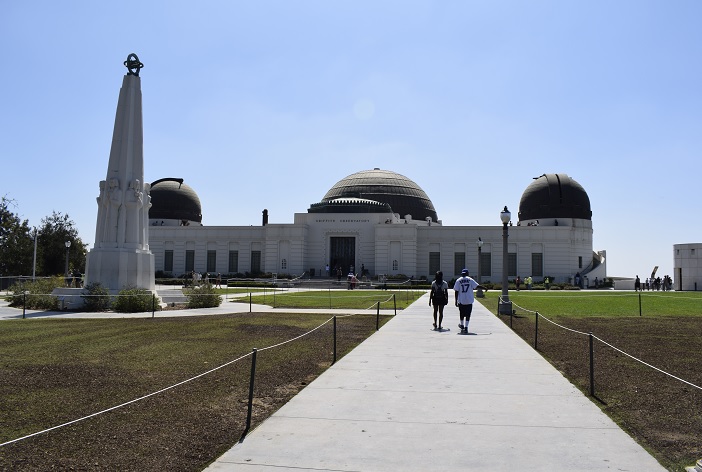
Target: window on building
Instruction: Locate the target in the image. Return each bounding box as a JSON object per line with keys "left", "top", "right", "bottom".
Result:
{"left": 692, "top": 249, "right": 696, "bottom": 256}
{"left": 164, "top": 250, "right": 173, "bottom": 272}
{"left": 429, "top": 252, "right": 441, "bottom": 277}
{"left": 228, "top": 251, "right": 239, "bottom": 273}
{"left": 454, "top": 252, "right": 465, "bottom": 276}
{"left": 578, "top": 256, "right": 583, "bottom": 269}
{"left": 508, "top": 253, "right": 517, "bottom": 277}
{"left": 392, "top": 259, "right": 398, "bottom": 271}
{"left": 480, "top": 252, "right": 492, "bottom": 277}
{"left": 251, "top": 250, "right": 262, "bottom": 274}
{"left": 281, "top": 258, "right": 287, "bottom": 270}
{"left": 185, "top": 250, "right": 195, "bottom": 272}
{"left": 531, "top": 253, "right": 543, "bottom": 277}
{"left": 207, "top": 250, "right": 216, "bottom": 273}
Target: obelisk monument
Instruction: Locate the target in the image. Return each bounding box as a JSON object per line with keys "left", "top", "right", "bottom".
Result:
{"left": 85, "top": 54, "right": 155, "bottom": 292}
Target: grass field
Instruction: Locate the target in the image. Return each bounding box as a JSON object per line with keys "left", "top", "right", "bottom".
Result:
{"left": 229, "top": 288, "right": 422, "bottom": 310}
{"left": 1, "top": 289, "right": 700, "bottom": 470}
{"left": 481, "top": 290, "right": 702, "bottom": 471}
{"left": 0, "top": 312, "right": 392, "bottom": 471}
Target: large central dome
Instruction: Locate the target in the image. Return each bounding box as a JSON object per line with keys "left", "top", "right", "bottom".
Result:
{"left": 319, "top": 169, "right": 438, "bottom": 222}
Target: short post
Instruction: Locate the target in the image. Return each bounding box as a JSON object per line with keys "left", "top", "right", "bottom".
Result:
{"left": 329, "top": 288, "right": 332, "bottom": 309}
{"left": 249, "top": 292, "right": 252, "bottom": 313}
{"left": 534, "top": 311, "right": 539, "bottom": 350}
{"left": 509, "top": 305, "right": 513, "bottom": 329}
{"left": 152, "top": 294, "right": 155, "bottom": 318}
{"left": 23, "top": 291, "right": 27, "bottom": 319}
{"left": 638, "top": 291, "right": 642, "bottom": 317}
{"left": 376, "top": 301, "right": 380, "bottom": 331}
{"left": 589, "top": 332, "right": 595, "bottom": 397}
{"left": 393, "top": 294, "right": 397, "bottom": 315}
{"left": 332, "top": 316, "right": 337, "bottom": 365}
{"left": 243, "top": 348, "right": 258, "bottom": 438}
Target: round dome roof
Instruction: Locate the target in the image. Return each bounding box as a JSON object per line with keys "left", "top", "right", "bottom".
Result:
{"left": 518, "top": 173, "right": 591, "bottom": 221}
{"left": 320, "top": 169, "right": 438, "bottom": 221}
{"left": 149, "top": 178, "right": 202, "bottom": 223}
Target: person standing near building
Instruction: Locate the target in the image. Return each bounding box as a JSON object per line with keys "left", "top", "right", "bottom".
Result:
{"left": 453, "top": 269, "right": 488, "bottom": 334}
{"left": 429, "top": 271, "right": 448, "bottom": 330}
{"left": 634, "top": 275, "right": 641, "bottom": 291}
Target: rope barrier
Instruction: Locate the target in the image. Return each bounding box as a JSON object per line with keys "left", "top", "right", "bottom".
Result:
{"left": 592, "top": 335, "right": 702, "bottom": 391}
{"left": 1, "top": 305, "right": 384, "bottom": 447}
{"left": 509, "top": 306, "right": 702, "bottom": 392}
{"left": 0, "top": 351, "right": 253, "bottom": 448}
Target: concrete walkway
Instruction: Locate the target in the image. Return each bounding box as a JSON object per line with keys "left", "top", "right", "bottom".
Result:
{"left": 205, "top": 294, "right": 664, "bottom": 472}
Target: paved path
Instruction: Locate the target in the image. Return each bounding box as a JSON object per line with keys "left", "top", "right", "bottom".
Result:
{"left": 206, "top": 294, "right": 664, "bottom": 472}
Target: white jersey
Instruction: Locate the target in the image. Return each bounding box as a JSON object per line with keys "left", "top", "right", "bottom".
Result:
{"left": 453, "top": 276, "right": 479, "bottom": 305}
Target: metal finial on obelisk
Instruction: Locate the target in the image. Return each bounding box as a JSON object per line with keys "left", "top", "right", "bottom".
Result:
{"left": 124, "top": 53, "right": 144, "bottom": 76}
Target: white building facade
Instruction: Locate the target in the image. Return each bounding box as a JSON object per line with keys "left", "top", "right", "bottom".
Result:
{"left": 673, "top": 243, "right": 702, "bottom": 291}
{"left": 148, "top": 170, "right": 607, "bottom": 285}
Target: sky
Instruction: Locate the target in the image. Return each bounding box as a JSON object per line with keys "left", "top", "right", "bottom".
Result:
{"left": 2, "top": 0, "right": 701, "bottom": 280}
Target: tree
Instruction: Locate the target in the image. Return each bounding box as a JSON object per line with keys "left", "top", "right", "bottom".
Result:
{"left": 37, "top": 211, "right": 87, "bottom": 276}
{"left": 0, "top": 197, "right": 33, "bottom": 276}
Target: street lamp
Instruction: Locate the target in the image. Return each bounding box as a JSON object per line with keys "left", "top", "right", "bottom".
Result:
{"left": 31, "top": 228, "right": 38, "bottom": 280}
{"left": 498, "top": 206, "right": 512, "bottom": 315}
{"left": 476, "top": 237, "right": 484, "bottom": 298}
{"left": 64, "top": 240, "right": 71, "bottom": 284}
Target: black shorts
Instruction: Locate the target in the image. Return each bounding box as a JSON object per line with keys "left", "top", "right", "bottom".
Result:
{"left": 457, "top": 303, "right": 473, "bottom": 318}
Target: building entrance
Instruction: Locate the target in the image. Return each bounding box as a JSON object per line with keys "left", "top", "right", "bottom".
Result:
{"left": 330, "top": 237, "right": 356, "bottom": 275}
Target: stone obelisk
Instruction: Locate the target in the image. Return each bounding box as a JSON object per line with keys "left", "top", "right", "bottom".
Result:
{"left": 85, "top": 54, "right": 154, "bottom": 292}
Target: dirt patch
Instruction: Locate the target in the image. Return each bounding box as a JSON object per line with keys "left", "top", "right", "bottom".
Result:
{"left": 502, "top": 314, "right": 702, "bottom": 471}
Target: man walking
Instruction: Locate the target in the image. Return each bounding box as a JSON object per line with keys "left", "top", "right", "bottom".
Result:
{"left": 453, "top": 268, "right": 488, "bottom": 334}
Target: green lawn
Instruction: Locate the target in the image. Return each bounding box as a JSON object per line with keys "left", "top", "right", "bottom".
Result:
{"left": 480, "top": 289, "right": 702, "bottom": 317}
{"left": 230, "top": 289, "right": 424, "bottom": 310}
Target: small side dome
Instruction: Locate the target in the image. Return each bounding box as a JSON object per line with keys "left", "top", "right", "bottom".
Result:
{"left": 319, "top": 169, "right": 438, "bottom": 221}
{"left": 149, "top": 178, "right": 202, "bottom": 223}
{"left": 518, "top": 174, "right": 592, "bottom": 221}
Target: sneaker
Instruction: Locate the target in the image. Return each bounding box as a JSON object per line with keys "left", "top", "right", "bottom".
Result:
{"left": 462, "top": 327, "right": 468, "bottom": 334}
{"left": 438, "top": 326, "right": 442, "bottom": 330}
{"left": 458, "top": 324, "right": 464, "bottom": 330}
{"left": 433, "top": 323, "right": 437, "bottom": 329}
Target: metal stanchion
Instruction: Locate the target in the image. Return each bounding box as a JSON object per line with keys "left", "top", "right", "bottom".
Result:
{"left": 243, "top": 348, "right": 258, "bottom": 438}
{"left": 332, "top": 316, "right": 337, "bottom": 365}
{"left": 393, "top": 294, "right": 396, "bottom": 315}
{"left": 589, "top": 332, "right": 595, "bottom": 397}
{"left": 152, "top": 294, "right": 155, "bottom": 318}
{"left": 534, "top": 311, "right": 539, "bottom": 350}
{"left": 376, "top": 301, "right": 380, "bottom": 330}
{"left": 638, "top": 291, "right": 642, "bottom": 317}
{"left": 249, "top": 293, "right": 252, "bottom": 313}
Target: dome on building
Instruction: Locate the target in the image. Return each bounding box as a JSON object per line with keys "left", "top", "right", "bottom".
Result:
{"left": 317, "top": 168, "right": 438, "bottom": 221}
{"left": 149, "top": 178, "right": 202, "bottom": 223}
{"left": 518, "top": 173, "right": 592, "bottom": 221}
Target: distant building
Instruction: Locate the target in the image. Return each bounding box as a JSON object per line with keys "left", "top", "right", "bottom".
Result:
{"left": 673, "top": 243, "right": 702, "bottom": 291}
{"left": 148, "top": 169, "right": 606, "bottom": 284}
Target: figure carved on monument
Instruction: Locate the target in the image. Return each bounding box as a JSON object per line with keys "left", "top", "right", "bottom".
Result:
{"left": 125, "top": 179, "right": 144, "bottom": 245}
{"left": 106, "top": 178, "right": 122, "bottom": 245}
{"left": 124, "top": 53, "right": 144, "bottom": 77}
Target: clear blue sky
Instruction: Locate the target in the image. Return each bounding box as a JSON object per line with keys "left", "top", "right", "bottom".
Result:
{"left": 2, "top": 0, "right": 700, "bottom": 280}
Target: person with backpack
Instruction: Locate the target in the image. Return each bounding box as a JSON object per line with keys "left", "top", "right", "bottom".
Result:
{"left": 453, "top": 268, "right": 488, "bottom": 334}
{"left": 429, "top": 271, "right": 449, "bottom": 330}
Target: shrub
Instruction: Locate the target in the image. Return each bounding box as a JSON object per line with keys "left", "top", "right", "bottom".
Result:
{"left": 7, "top": 277, "right": 64, "bottom": 310}
{"left": 113, "top": 286, "right": 160, "bottom": 313}
{"left": 81, "top": 282, "right": 111, "bottom": 312}
{"left": 185, "top": 283, "right": 222, "bottom": 308}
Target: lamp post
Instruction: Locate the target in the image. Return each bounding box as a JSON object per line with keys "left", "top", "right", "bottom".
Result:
{"left": 64, "top": 240, "right": 71, "bottom": 285}
{"left": 498, "top": 206, "right": 512, "bottom": 315}
{"left": 31, "top": 228, "right": 38, "bottom": 280}
{"left": 476, "top": 237, "right": 484, "bottom": 298}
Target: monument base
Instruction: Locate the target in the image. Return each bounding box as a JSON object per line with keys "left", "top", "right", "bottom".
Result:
{"left": 51, "top": 287, "right": 87, "bottom": 310}
{"left": 85, "top": 248, "right": 155, "bottom": 292}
